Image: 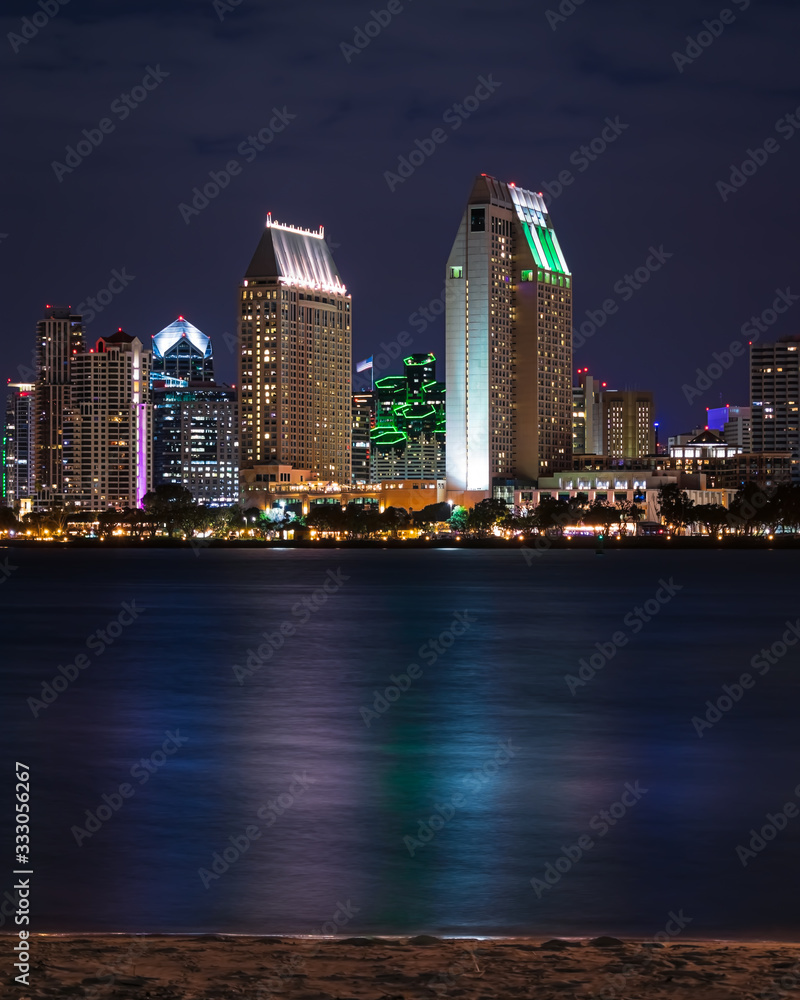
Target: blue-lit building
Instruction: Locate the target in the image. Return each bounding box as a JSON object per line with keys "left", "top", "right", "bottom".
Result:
{"left": 152, "top": 383, "right": 239, "bottom": 505}
{"left": 151, "top": 317, "right": 215, "bottom": 383}
{"left": 2, "top": 381, "right": 35, "bottom": 505}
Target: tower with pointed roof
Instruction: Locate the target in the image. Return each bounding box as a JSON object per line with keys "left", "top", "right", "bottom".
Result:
{"left": 445, "top": 175, "right": 573, "bottom": 497}
{"left": 152, "top": 316, "right": 215, "bottom": 383}
{"left": 238, "top": 216, "right": 352, "bottom": 484}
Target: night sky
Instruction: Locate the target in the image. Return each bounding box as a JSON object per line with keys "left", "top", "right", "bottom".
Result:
{"left": 3, "top": 0, "right": 799, "bottom": 438}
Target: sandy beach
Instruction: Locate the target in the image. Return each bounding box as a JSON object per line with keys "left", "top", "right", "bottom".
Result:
{"left": 6, "top": 934, "right": 800, "bottom": 999}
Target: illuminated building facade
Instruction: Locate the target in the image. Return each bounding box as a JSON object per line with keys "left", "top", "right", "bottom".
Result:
{"left": 34, "top": 305, "right": 84, "bottom": 500}
{"left": 2, "top": 382, "right": 35, "bottom": 504}
{"left": 751, "top": 337, "right": 800, "bottom": 482}
{"left": 370, "top": 353, "right": 445, "bottom": 481}
{"left": 151, "top": 317, "right": 215, "bottom": 383}
{"left": 707, "top": 404, "right": 752, "bottom": 450}
{"left": 445, "top": 175, "right": 572, "bottom": 496}
{"left": 603, "top": 389, "right": 655, "bottom": 460}
{"left": 152, "top": 384, "right": 239, "bottom": 504}
{"left": 238, "top": 216, "right": 352, "bottom": 484}
{"left": 63, "top": 331, "right": 152, "bottom": 508}
{"left": 352, "top": 390, "right": 374, "bottom": 483}
{"left": 573, "top": 369, "right": 604, "bottom": 456}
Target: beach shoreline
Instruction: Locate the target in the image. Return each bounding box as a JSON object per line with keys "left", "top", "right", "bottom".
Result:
{"left": 8, "top": 933, "right": 799, "bottom": 998}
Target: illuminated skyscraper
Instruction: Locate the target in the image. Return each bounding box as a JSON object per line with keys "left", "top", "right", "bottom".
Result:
{"left": 238, "top": 216, "right": 352, "bottom": 483}
{"left": 602, "top": 389, "right": 655, "bottom": 460}
{"left": 370, "top": 353, "right": 446, "bottom": 481}
{"left": 63, "top": 331, "right": 152, "bottom": 508}
{"left": 152, "top": 384, "right": 239, "bottom": 504}
{"left": 34, "top": 305, "right": 84, "bottom": 500}
{"left": 751, "top": 337, "right": 800, "bottom": 482}
{"left": 445, "top": 175, "right": 573, "bottom": 496}
{"left": 573, "top": 370, "right": 603, "bottom": 456}
{"left": 3, "top": 382, "right": 35, "bottom": 504}
{"left": 351, "top": 390, "right": 374, "bottom": 483}
{"left": 151, "top": 317, "right": 215, "bottom": 383}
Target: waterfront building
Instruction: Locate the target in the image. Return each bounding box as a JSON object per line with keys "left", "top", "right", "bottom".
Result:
{"left": 33, "top": 305, "right": 84, "bottom": 501}
{"left": 152, "top": 383, "right": 239, "bottom": 504}
{"left": 707, "top": 404, "right": 752, "bottom": 450}
{"left": 510, "top": 470, "right": 728, "bottom": 526}
{"left": 370, "top": 353, "right": 445, "bottom": 481}
{"left": 602, "top": 389, "right": 655, "bottom": 460}
{"left": 750, "top": 338, "right": 800, "bottom": 482}
{"left": 2, "top": 382, "right": 35, "bottom": 504}
{"left": 352, "top": 390, "right": 374, "bottom": 483}
{"left": 63, "top": 330, "right": 152, "bottom": 509}
{"left": 238, "top": 216, "right": 352, "bottom": 484}
{"left": 572, "top": 369, "right": 604, "bottom": 456}
{"left": 445, "top": 175, "right": 573, "bottom": 498}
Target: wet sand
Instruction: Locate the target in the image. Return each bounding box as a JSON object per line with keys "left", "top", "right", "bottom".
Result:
{"left": 6, "top": 934, "right": 800, "bottom": 999}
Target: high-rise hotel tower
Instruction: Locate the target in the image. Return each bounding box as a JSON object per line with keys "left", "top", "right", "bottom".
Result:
{"left": 34, "top": 305, "right": 84, "bottom": 500}
{"left": 445, "top": 175, "right": 573, "bottom": 496}
{"left": 238, "top": 217, "right": 352, "bottom": 484}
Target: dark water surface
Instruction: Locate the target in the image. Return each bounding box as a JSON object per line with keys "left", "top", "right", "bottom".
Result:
{"left": 2, "top": 546, "right": 799, "bottom": 938}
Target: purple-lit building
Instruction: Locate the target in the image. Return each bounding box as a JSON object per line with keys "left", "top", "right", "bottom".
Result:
{"left": 706, "top": 404, "right": 752, "bottom": 450}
